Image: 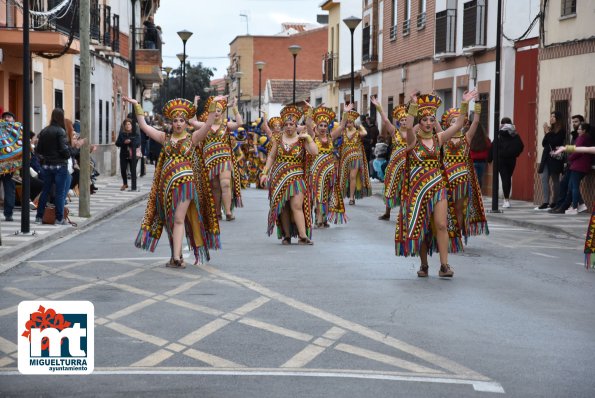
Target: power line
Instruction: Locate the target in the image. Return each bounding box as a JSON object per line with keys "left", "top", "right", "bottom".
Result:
{"left": 162, "top": 55, "right": 228, "bottom": 60}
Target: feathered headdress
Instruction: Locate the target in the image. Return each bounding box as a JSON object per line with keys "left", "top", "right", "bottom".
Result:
{"left": 198, "top": 96, "right": 227, "bottom": 122}
{"left": 280, "top": 105, "right": 303, "bottom": 124}
{"left": 313, "top": 106, "right": 336, "bottom": 125}
{"left": 441, "top": 108, "right": 461, "bottom": 129}
{"left": 162, "top": 98, "right": 196, "bottom": 121}
{"left": 392, "top": 105, "right": 407, "bottom": 122}
{"left": 416, "top": 94, "right": 442, "bottom": 118}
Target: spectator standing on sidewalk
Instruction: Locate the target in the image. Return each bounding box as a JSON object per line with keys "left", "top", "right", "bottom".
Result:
{"left": 490, "top": 117, "right": 524, "bottom": 208}
{"left": 550, "top": 114, "right": 586, "bottom": 213}
{"left": 469, "top": 122, "right": 491, "bottom": 190}
{"left": 562, "top": 122, "right": 592, "bottom": 215}
{"left": 536, "top": 111, "right": 566, "bottom": 210}
{"left": 35, "top": 108, "right": 70, "bottom": 225}
{"left": 0, "top": 112, "right": 22, "bottom": 222}
{"left": 115, "top": 118, "right": 139, "bottom": 191}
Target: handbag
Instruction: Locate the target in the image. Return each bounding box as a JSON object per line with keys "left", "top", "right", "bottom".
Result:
{"left": 42, "top": 204, "right": 77, "bottom": 226}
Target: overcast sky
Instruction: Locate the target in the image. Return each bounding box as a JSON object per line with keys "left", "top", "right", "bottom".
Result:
{"left": 155, "top": 0, "right": 325, "bottom": 80}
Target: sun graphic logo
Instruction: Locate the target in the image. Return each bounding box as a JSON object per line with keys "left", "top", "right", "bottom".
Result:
{"left": 18, "top": 301, "right": 94, "bottom": 375}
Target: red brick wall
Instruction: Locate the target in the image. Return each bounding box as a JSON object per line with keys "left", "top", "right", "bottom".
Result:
{"left": 119, "top": 32, "right": 129, "bottom": 61}
{"left": 383, "top": 0, "right": 435, "bottom": 69}
{"left": 251, "top": 27, "right": 328, "bottom": 96}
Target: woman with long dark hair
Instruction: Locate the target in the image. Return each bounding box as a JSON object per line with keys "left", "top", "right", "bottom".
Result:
{"left": 469, "top": 122, "right": 491, "bottom": 190}
{"left": 536, "top": 111, "right": 566, "bottom": 209}
{"left": 35, "top": 108, "right": 71, "bottom": 225}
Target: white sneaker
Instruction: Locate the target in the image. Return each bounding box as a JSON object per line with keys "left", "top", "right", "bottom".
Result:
{"left": 502, "top": 200, "right": 510, "bottom": 209}
{"left": 578, "top": 203, "right": 588, "bottom": 213}
{"left": 565, "top": 207, "right": 578, "bottom": 215}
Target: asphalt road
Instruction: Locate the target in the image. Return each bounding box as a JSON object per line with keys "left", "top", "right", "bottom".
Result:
{"left": 1, "top": 188, "right": 594, "bottom": 397}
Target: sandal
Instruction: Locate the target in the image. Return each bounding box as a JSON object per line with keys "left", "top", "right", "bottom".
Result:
{"left": 439, "top": 264, "right": 454, "bottom": 278}
{"left": 417, "top": 264, "right": 429, "bottom": 278}
{"left": 282, "top": 236, "right": 291, "bottom": 245}
{"left": 226, "top": 214, "right": 235, "bottom": 221}
{"left": 298, "top": 237, "right": 314, "bottom": 245}
{"left": 348, "top": 199, "right": 355, "bottom": 205}
{"left": 323, "top": 222, "right": 330, "bottom": 228}
{"left": 166, "top": 255, "right": 185, "bottom": 269}
{"left": 378, "top": 213, "right": 390, "bottom": 220}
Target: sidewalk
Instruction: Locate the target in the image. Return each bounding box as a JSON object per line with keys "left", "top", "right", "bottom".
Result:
{"left": 0, "top": 167, "right": 154, "bottom": 270}
{"left": 370, "top": 181, "right": 589, "bottom": 240}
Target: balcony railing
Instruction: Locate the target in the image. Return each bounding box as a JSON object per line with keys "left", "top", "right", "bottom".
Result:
{"left": 463, "top": 0, "right": 487, "bottom": 49}
{"left": 435, "top": 8, "right": 457, "bottom": 56}
{"left": 389, "top": 25, "right": 397, "bottom": 41}
{"left": 417, "top": 12, "right": 426, "bottom": 30}
{"left": 402, "top": 19, "right": 410, "bottom": 36}
{"left": 29, "top": 0, "right": 80, "bottom": 37}
{"left": 322, "top": 52, "right": 337, "bottom": 82}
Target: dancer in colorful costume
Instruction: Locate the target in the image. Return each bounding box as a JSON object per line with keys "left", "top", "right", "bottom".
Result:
{"left": 371, "top": 97, "right": 408, "bottom": 221}
{"left": 338, "top": 104, "right": 372, "bottom": 205}
{"left": 260, "top": 105, "right": 318, "bottom": 245}
{"left": 191, "top": 96, "right": 243, "bottom": 221}
{"left": 396, "top": 90, "right": 476, "bottom": 278}
{"left": 125, "top": 96, "right": 223, "bottom": 268}
{"left": 553, "top": 136, "right": 595, "bottom": 269}
{"left": 305, "top": 105, "right": 347, "bottom": 227}
{"left": 440, "top": 98, "right": 488, "bottom": 240}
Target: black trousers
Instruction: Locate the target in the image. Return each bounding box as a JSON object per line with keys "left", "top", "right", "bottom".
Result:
{"left": 498, "top": 157, "right": 516, "bottom": 199}
{"left": 120, "top": 155, "right": 137, "bottom": 189}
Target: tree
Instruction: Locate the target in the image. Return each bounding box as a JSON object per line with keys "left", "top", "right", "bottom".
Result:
{"left": 155, "top": 62, "right": 215, "bottom": 115}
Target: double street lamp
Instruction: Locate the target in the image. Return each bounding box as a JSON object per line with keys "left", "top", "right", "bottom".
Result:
{"left": 177, "top": 29, "right": 193, "bottom": 98}
{"left": 162, "top": 66, "right": 173, "bottom": 99}
{"left": 288, "top": 45, "right": 301, "bottom": 105}
{"left": 343, "top": 16, "right": 361, "bottom": 107}
{"left": 255, "top": 61, "right": 266, "bottom": 114}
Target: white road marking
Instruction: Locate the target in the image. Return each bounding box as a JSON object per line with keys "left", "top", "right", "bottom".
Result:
{"left": 130, "top": 349, "right": 174, "bottom": 367}
{"left": 183, "top": 349, "right": 245, "bottom": 368}
{"left": 105, "top": 322, "right": 169, "bottom": 347}
{"left": 530, "top": 252, "right": 558, "bottom": 258}
{"left": 178, "top": 319, "right": 230, "bottom": 346}
{"left": 281, "top": 345, "right": 327, "bottom": 368}
{"left": 239, "top": 318, "right": 313, "bottom": 342}
{"left": 107, "top": 298, "right": 157, "bottom": 320}
{"left": 25, "top": 257, "right": 170, "bottom": 263}
{"left": 0, "top": 368, "right": 505, "bottom": 393}
{"left": 0, "top": 336, "right": 17, "bottom": 354}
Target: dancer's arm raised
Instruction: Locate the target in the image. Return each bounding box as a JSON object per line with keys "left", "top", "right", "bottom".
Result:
{"left": 227, "top": 97, "right": 243, "bottom": 131}
{"left": 123, "top": 97, "right": 166, "bottom": 144}
{"left": 371, "top": 96, "right": 395, "bottom": 138}
{"left": 438, "top": 89, "right": 477, "bottom": 145}
{"left": 191, "top": 95, "right": 228, "bottom": 145}
{"left": 465, "top": 98, "right": 481, "bottom": 142}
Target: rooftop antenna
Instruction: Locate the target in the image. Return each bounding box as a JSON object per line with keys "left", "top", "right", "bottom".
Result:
{"left": 239, "top": 13, "right": 249, "bottom": 35}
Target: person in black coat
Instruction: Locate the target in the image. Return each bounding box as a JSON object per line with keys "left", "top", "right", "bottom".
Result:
{"left": 115, "top": 118, "right": 140, "bottom": 191}
{"left": 536, "top": 111, "right": 566, "bottom": 209}
{"left": 490, "top": 117, "right": 524, "bottom": 208}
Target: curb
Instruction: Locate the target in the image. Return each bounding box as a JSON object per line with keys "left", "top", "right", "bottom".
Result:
{"left": 0, "top": 192, "right": 149, "bottom": 269}
{"left": 484, "top": 213, "right": 584, "bottom": 239}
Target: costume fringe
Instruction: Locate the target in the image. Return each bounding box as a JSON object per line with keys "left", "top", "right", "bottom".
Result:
{"left": 267, "top": 180, "right": 308, "bottom": 237}
{"left": 327, "top": 210, "right": 348, "bottom": 224}
{"left": 385, "top": 196, "right": 400, "bottom": 209}
{"left": 585, "top": 254, "right": 595, "bottom": 270}
{"left": 135, "top": 226, "right": 159, "bottom": 252}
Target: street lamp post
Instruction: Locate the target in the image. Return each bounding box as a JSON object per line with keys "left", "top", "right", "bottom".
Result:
{"left": 225, "top": 76, "right": 232, "bottom": 118}
{"left": 255, "top": 61, "right": 266, "bottom": 114}
{"left": 234, "top": 71, "right": 243, "bottom": 120}
{"left": 343, "top": 16, "right": 361, "bottom": 107}
{"left": 164, "top": 66, "right": 172, "bottom": 99}
{"left": 288, "top": 45, "right": 301, "bottom": 105}
{"left": 177, "top": 30, "right": 193, "bottom": 98}
{"left": 176, "top": 53, "right": 187, "bottom": 97}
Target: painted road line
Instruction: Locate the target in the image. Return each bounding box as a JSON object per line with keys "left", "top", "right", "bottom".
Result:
{"left": 130, "top": 349, "right": 174, "bottom": 367}
{"left": 178, "top": 319, "right": 229, "bottom": 346}
{"left": 26, "top": 257, "right": 170, "bottom": 263}
{"left": 335, "top": 343, "right": 443, "bottom": 374}
{"left": 106, "top": 321, "right": 169, "bottom": 347}
{"left": 0, "top": 357, "right": 14, "bottom": 367}
{"left": 3, "top": 287, "right": 38, "bottom": 299}
{"left": 165, "top": 297, "right": 223, "bottom": 317}
{"left": 0, "top": 368, "right": 505, "bottom": 393}
{"left": 0, "top": 336, "right": 17, "bottom": 355}
{"left": 281, "top": 344, "right": 327, "bottom": 368}
{"left": 106, "top": 298, "right": 157, "bottom": 320}
{"left": 109, "top": 282, "right": 156, "bottom": 298}
{"left": 239, "top": 317, "right": 313, "bottom": 342}
{"left": 106, "top": 267, "right": 147, "bottom": 282}
{"left": 200, "top": 264, "right": 491, "bottom": 381}
{"left": 183, "top": 349, "right": 245, "bottom": 368}
{"left": 47, "top": 283, "right": 96, "bottom": 299}
{"left": 232, "top": 296, "right": 270, "bottom": 316}
{"left": 163, "top": 280, "right": 205, "bottom": 297}
{"left": 530, "top": 252, "right": 558, "bottom": 258}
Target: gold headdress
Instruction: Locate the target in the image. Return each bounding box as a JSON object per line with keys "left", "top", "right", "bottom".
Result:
{"left": 312, "top": 106, "right": 336, "bottom": 125}
{"left": 268, "top": 117, "right": 282, "bottom": 130}
{"left": 345, "top": 110, "right": 360, "bottom": 122}
{"left": 392, "top": 105, "right": 408, "bottom": 122}
{"left": 441, "top": 108, "right": 461, "bottom": 129}
{"left": 280, "top": 105, "right": 303, "bottom": 124}
{"left": 162, "top": 98, "right": 196, "bottom": 121}
{"left": 198, "top": 96, "right": 227, "bottom": 122}
{"left": 416, "top": 94, "right": 442, "bottom": 118}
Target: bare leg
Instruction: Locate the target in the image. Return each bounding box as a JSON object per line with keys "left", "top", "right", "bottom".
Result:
{"left": 211, "top": 177, "right": 222, "bottom": 218}
{"left": 349, "top": 168, "right": 358, "bottom": 202}
{"left": 454, "top": 198, "right": 465, "bottom": 232}
{"left": 432, "top": 199, "right": 450, "bottom": 266}
{"left": 280, "top": 204, "right": 291, "bottom": 238}
{"left": 172, "top": 199, "right": 191, "bottom": 261}
{"left": 420, "top": 242, "right": 429, "bottom": 266}
{"left": 290, "top": 192, "right": 307, "bottom": 238}
{"left": 219, "top": 170, "right": 233, "bottom": 216}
